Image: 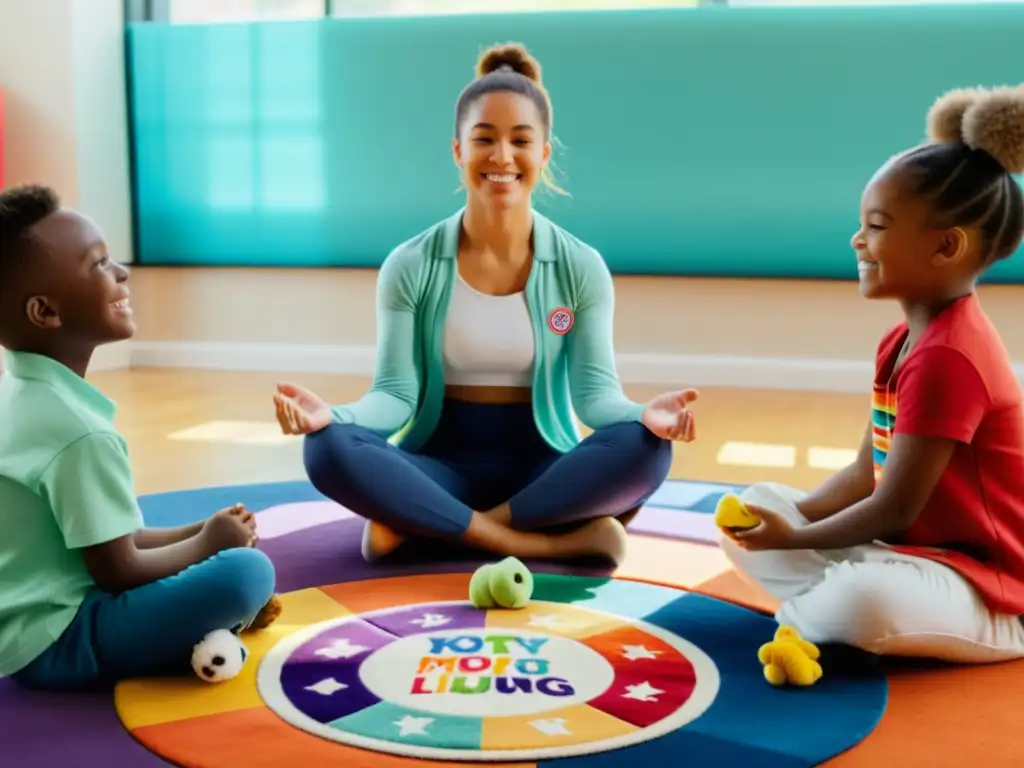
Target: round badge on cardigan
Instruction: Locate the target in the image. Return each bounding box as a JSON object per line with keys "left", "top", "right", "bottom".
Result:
{"left": 548, "top": 307, "right": 574, "bottom": 335}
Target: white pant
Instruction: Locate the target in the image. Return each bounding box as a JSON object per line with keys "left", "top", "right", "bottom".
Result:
{"left": 720, "top": 482, "right": 1024, "bottom": 663}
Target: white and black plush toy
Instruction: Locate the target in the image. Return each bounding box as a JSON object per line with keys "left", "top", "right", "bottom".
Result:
{"left": 191, "top": 629, "right": 248, "bottom": 683}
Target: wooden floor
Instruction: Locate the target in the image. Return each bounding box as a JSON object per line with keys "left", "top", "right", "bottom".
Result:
{"left": 87, "top": 368, "right": 870, "bottom": 497}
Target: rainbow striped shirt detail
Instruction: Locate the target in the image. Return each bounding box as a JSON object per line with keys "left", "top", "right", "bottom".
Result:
{"left": 872, "top": 384, "right": 896, "bottom": 482}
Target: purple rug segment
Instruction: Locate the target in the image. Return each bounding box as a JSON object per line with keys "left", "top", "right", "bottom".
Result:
{"left": 0, "top": 517, "right": 612, "bottom": 767}
{"left": 256, "top": 497, "right": 721, "bottom": 547}
{"left": 0, "top": 675, "right": 158, "bottom": 765}
{"left": 630, "top": 505, "right": 720, "bottom": 544}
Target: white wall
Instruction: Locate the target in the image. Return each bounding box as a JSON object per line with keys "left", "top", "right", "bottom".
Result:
{"left": 0, "top": 0, "right": 133, "bottom": 371}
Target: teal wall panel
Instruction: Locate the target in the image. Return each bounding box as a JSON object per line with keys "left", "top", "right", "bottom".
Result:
{"left": 125, "top": 5, "right": 1024, "bottom": 281}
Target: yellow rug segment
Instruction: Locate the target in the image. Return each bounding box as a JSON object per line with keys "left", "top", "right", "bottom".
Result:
{"left": 115, "top": 587, "right": 352, "bottom": 729}
{"left": 483, "top": 599, "right": 632, "bottom": 642}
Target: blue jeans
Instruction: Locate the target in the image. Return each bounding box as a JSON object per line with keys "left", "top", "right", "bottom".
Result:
{"left": 304, "top": 399, "right": 672, "bottom": 538}
{"left": 11, "top": 548, "right": 276, "bottom": 692}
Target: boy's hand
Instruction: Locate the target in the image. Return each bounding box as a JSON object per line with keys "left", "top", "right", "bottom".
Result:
{"left": 222, "top": 502, "right": 257, "bottom": 535}
{"left": 202, "top": 504, "right": 257, "bottom": 554}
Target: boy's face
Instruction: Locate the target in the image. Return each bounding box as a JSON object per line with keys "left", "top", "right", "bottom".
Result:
{"left": 24, "top": 209, "right": 135, "bottom": 343}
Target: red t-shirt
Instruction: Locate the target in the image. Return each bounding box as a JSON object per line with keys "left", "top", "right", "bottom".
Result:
{"left": 871, "top": 293, "right": 1024, "bottom": 615}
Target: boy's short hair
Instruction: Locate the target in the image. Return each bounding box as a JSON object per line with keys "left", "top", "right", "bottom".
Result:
{"left": 0, "top": 185, "right": 61, "bottom": 308}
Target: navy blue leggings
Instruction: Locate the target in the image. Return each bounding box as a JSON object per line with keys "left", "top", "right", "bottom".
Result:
{"left": 303, "top": 400, "right": 672, "bottom": 538}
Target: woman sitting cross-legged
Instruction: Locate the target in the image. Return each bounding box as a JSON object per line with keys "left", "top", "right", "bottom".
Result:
{"left": 273, "top": 43, "right": 698, "bottom": 564}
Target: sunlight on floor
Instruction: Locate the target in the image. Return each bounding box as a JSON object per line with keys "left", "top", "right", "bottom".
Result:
{"left": 807, "top": 446, "right": 858, "bottom": 470}
{"left": 717, "top": 441, "right": 796, "bottom": 468}
{"left": 166, "top": 420, "right": 295, "bottom": 446}
{"left": 716, "top": 441, "right": 857, "bottom": 471}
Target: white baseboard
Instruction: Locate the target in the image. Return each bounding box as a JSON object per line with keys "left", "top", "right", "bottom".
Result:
{"left": 89, "top": 341, "right": 133, "bottom": 372}
{"left": 128, "top": 340, "right": 888, "bottom": 393}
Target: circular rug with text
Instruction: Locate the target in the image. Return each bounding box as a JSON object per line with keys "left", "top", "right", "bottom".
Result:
{"left": 257, "top": 598, "right": 718, "bottom": 761}
{"left": 114, "top": 573, "right": 887, "bottom": 767}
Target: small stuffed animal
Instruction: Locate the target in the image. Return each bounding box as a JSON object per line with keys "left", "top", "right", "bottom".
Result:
{"left": 757, "top": 625, "right": 822, "bottom": 687}
{"left": 469, "top": 556, "right": 534, "bottom": 609}
{"left": 714, "top": 492, "right": 762, "bottom": 531}
{"left": 191, "top": 629, "right": 248, "bottom": 683}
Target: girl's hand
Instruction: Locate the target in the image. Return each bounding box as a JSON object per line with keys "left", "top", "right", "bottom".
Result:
{"left": 641, "top": 389, "right": 698, "bottom": 442}
{"left": 725, "top": 505, "right": 803, "bottom": 551}
{"left": 273, "top": 382, "right": 332, "bottom": 435}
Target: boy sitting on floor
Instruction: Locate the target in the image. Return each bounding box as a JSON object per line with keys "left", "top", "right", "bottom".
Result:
{"left": 0, "top": 184, "right": 279, "bottom": 692}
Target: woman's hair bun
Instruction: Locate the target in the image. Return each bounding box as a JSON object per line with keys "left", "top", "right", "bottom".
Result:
{"left": 476, "top": 42, "right": 542, "bottom": 84}
{"left": 927, "top": 85, "right": 1024, "bottom": 174}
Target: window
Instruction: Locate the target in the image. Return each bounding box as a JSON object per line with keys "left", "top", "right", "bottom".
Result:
{"left": 329, "top": 0, "right": 697, "bottom": 15}
{"left": 166, "top": 0, "right": 326, "bottom": 24}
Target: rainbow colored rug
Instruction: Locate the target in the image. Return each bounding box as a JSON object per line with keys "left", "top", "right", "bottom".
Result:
{"left": 114, "top": 574, "right": 885, "bottom": 766}
{"left": 5, "top": 479, "right": 1024, "bottom": 767}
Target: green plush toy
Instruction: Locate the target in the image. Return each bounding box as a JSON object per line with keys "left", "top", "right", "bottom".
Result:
{"left": 469, "top": 556, "right": 534, "bottom": 609}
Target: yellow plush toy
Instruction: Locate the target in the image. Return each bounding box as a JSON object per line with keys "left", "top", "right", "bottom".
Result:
{"left": 758, "top": 626, "right": 822, "bottom": 687}
{"left": 713, "top": 492, "right": 762, "bottom": 530}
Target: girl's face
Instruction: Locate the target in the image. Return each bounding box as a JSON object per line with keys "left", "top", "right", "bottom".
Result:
{"left": 850, "top": 162, "right": 973, "bottom": 301}
{"left": 452, "top": 91, "right": 551, "bottom": 212}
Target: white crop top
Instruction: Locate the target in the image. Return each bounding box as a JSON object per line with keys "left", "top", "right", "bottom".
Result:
{"left": 442, "top": 273, "right": 535, "bottom": 387}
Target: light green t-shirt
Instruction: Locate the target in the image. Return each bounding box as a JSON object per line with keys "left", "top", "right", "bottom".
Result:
{"left": 0, "top": 351, "right": 143, "bottom": 676}
{"left": 331, "top": 208, "right": 646, "bottom": 453}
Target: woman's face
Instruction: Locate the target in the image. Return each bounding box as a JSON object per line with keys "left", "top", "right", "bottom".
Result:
{"left": 453, "top": 91, "right": 551, "bottom": 212}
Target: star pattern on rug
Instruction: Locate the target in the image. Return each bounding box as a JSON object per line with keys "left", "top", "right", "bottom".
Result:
{"left": 314, "top": 638, "right": 368, "bottom": 660}
{"left": 529, "top": 717, "right": 572, "bottom": 736}
{"left": 303, "top": 677, "right": 348, "bottom": 696}
{"left": 394, "top": 714, "right": 433, "bottom": 737}
{"left": 622, "top": 681, "right": 664, "bottom": 702}
{"left": 621, "top": 644, "right": 661, "bottom": 661}
{"left": 409, "top": 612, "right": 451, "bottom": 629}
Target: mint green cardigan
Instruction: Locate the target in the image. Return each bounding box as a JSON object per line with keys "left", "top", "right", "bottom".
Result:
{"left": 331, "top": 208, "right": 646, "bottom": 453}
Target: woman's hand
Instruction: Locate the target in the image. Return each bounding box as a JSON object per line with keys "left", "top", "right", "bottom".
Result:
{"left": 273, "top": 382, "right": 332, "bottom": 435}
{"left": 725, "top": 505, "right": 802, "bottom": 551}
{"left": 641, "top": 389, "right": 699, "bottom": 442}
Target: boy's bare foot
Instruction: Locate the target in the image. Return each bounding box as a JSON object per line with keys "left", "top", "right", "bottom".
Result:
{"left": 361, "top": 521, "right": 406, "bottom": 562}
{"left": 249, "top": 595, "right": 283, "bottom": 630}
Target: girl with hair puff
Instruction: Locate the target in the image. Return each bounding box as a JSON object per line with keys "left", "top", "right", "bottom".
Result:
{"left": 721, "top": 85, "right": 1024, "bottom": 684}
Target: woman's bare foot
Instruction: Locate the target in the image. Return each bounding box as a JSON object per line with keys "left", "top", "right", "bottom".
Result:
{"left": 361, "top": 521, "right": 407, "bottom": 562}
{"left": 463, "top": 513, "right": 629, "bottom": 565}
{"left": 568, "top": 516, "right": 629, "bottom": 565}
{"left": 616, "top": 504, "right": 641, "bottom": 528}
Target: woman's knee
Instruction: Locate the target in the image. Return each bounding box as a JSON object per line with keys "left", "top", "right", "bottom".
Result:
{"left": 302, "top": 422, "right": 371, "bottom": 491}
{"left": 592, "top": 421, "right": 672, "bottom": 475}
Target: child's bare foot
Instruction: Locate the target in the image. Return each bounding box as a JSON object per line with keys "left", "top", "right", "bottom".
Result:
{"left": 249, "top": 595, "right": 283, "bottom": 630}
{"left": 361, "top": 520, "right": 406, "bottom": 562}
